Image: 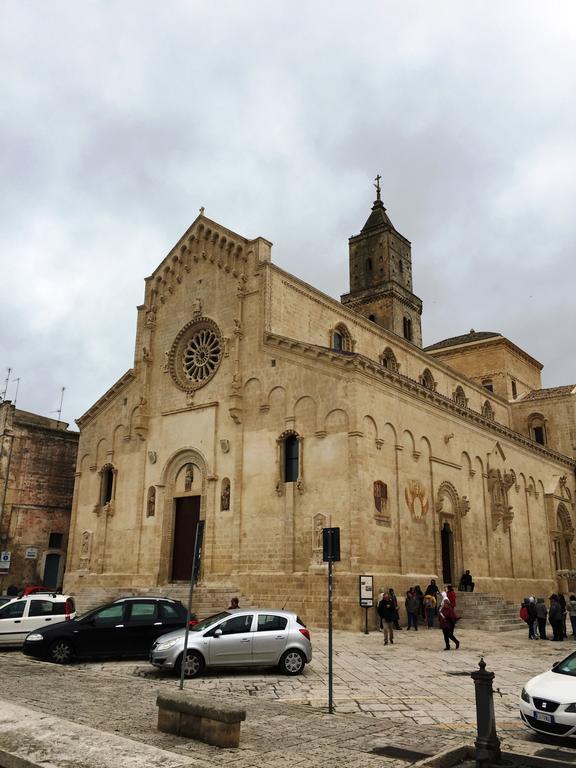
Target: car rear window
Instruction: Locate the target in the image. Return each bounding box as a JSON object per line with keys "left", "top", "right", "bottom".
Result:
{"left": 161, "top": 602, "right": 184, "bottom": 620}
{"left": 296, "top": 616, "right": 307, "bottom": 628}
{"left": 29, "top": 600, "right": 56, "bottom": 617}
{"left": 257, "top": 614, "right": 287, "bottom": 631}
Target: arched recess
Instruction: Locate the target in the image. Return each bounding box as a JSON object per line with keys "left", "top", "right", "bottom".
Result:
{"left": 294, "top": 396, "right": 318, "bottom": 433}
{"left": 158, "top": 447, "right": 211, "bottom": 584}
{"left": 95, "top": 438, "right": 108, "bottom": 468}
{"left": 435, "top": 481, "right": 469, "bottom": 585}
{"left": 244, "top": 377, "right": 263, "bottom": 421}
{"left": 324, "top": 408, "right": 350, "bottom": 434}
{"left": 553, "top": 503, "right": 574, "bottom": 571}
{"left": 362, "top": 415, "right": 378, "bottom": 444}
{"left": 401, "top": 429, "right": 417, "bottom": 456}
{"left": 112, "top": 423, "right": 127, "bottom": 452}
{"left": 267, "top": 385, "right": 287, "bottom": 420}
{"left": 482, "top": 400, "right": 495, "bottom": 421}
{"left": 381, "top": 347, "right": 399, "bottom": 372}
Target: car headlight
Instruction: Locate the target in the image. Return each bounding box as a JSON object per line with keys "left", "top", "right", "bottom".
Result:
{"left": 565, "top": 703, "right": 576, "bottom": 713}
{"left": 521, "top": 688, "right": 531, "bottom": 703}
{"left": 26, "top": 633, "right": 44, "bottom": 642}
{"left": 154, "top": 638, "right": 179, "bottom": 652}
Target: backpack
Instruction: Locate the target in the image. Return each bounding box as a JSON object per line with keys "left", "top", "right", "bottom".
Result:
{"left": 519, "top": 605, "right": 529, "bottom": 622}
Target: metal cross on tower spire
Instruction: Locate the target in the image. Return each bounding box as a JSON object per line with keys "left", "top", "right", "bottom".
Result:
{"left": 374, "top": 174, "right": 382, "bottom": 201}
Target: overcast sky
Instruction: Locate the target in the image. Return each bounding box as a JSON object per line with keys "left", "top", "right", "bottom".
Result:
{"left": 1, "top": 1, "right": 575, "bottom": 429}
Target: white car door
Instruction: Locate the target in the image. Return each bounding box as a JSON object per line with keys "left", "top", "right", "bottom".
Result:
{"left": 23, "top": 599, "right": 61, "bottom": 635}
{"left": 0, "top": 599, "right": 27, "bottom": 645}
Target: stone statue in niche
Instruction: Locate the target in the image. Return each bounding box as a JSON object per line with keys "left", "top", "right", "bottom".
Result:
{"left": 185, "top": 464, "right": 194, "bottom": 491}
{"left": 312, "top": 513, "right": 327, "bottom": 565}
{"left": 487, "top": 468, "right": 516, "bottom": 531}
{"left": 147, "top": 486, "right": 156, "bottom": 517}
{"left": 79, "top": 530, "right": 92, "bottom": 570}
{"left": 221, "top": 478, "right": 231, "bottom": 511}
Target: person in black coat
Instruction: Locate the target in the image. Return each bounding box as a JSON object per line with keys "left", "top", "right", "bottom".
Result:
{"left": 377, "top": 592, "right": 397, "bottom": 646}
{"left": 549, "top": 595, "right": 564, "bottom": 641}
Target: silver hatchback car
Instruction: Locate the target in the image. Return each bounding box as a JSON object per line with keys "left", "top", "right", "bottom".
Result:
{"left": 150, "top": 609, "right": 312, "bottom": 678}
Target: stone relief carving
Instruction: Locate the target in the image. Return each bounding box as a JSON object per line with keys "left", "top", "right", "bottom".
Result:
{"left": 220, "top": 478, "right": 231, "bottom": 511}
{"left": 374, "top": 480, "right": 391, "bottom": 526}
{"left": 312, "top": 513, "right": 327, "bottom": 565}
{"left": 405, "top": 480, "right": 429, "bottom": 520}
{"left": 220, "top": 439, "right": 230, "bottom": 454}
{"left": 79, "top": 530, "right": 92, "bottom": 567}
{"left": 487, "top": 468, "right": 516, "bottom": 532}
{"left": 147, "top": 486, "right": 156, "bottom": 518}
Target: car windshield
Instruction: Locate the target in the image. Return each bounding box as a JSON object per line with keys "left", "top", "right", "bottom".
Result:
{"left": 190, "top": 611, "right": 230, "bottom": 632}
{"left": 552, "top": 652, "right": 576, "bottom": 677}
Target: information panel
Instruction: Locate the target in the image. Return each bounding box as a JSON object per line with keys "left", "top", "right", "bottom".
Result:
{"left": 359, "top": 575, "right": 374, "bottom": 607}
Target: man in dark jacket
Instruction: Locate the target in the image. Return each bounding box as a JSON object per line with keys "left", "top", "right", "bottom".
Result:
{"left": 549, "top": 595, "right": 564, "bottom": 641}
{"left": 535, "top": 598, "right": 547, "bottom": 640}
{"left": 378, "top": 592, "right": 397, "bottom": 645}
{"left": 405, "top": 589, "right": 419, "bottom": 630}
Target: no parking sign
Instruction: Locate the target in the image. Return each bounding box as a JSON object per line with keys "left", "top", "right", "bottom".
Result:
{"left": 0, "top": 551, "right": 11, "bottom": 571}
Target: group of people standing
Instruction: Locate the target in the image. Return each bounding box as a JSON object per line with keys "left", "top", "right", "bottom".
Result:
{"left": 520, "top": 593, "right": 576, "bottom": 641}
{"left": 377, "top": 580, "right": 460, "bottom": 650}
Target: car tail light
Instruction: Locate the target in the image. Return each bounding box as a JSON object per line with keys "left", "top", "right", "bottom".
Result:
{"left": 189, "top": 619, "right": 198, "bottom": 627}
{"left": 299, "top": 628, "right": 310, "bottom": 640}
{"left": 65, "top": 598, "right": 71, "bottom": 622}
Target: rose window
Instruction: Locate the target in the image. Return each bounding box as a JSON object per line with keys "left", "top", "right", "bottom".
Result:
{"left": 169, "top": 317, "right": 223, "bottom": 391}
{"left": 183, "top": 328, "right": 221, "bottom": 382}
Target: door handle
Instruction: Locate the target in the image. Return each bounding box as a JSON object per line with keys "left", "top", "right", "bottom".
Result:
{"left": 275, "top": 635, "right": 284, "bottom": 639}
{"left": 14, "top": 620, "right": 21, "bottom": 624}
{"left": 45, "top": 618, "right": 52, "bottom": 622}
{"left": 240, "top": 638, "right": 250, "bottom": 643}
{"left": 153, "top": 622, "right": 162, "bottom": 626}
{"left": 114, "top": 624, "right": 124, "bottom": 628}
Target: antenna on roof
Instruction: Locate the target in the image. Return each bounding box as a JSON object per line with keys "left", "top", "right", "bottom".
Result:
{"left": 13, "top": 378, "right": 20, "bottom": 407}
{"left": 56, "top": 387, "right": 65, "bottom": 423}
{"left": 1, "top": 368, "right": 12, "bottom": 402}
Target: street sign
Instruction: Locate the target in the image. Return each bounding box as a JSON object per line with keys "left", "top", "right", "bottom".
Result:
{"left": 25, "top": 547, "right": 38, "bottom": 560}
{"left": 0, "top": 551, "right": 11, "bottom": 570}
{"left": 322, "top": 527, "right": 340, "bottom": 562}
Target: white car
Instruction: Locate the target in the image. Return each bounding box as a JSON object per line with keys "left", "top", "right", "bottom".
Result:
{"left": 0, "top": 593, "right": 76, "bottom": 647}
{"left": 520, "top": 651, "right": 576, "bottom": 737}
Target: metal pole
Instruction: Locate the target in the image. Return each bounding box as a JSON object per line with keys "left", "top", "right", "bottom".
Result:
{"left": 364, "top": 606, "right": 368, "bottom": 635}
{"left": 179, "top": 522, "right": 202, "bottom": 691}
{"left": 328, "top": 555, "right": 333, "bottom": 714}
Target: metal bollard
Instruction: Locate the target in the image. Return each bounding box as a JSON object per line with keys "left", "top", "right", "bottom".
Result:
{"left": 471, "top": 657, "right": 501, "bottom": 767}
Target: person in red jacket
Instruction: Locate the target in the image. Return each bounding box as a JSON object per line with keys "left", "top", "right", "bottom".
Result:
{"left": 447, "top": 585, "right": 457, "bottom": 608}
{"left": 439, "top": 591, "right": 460, "bottom": 650}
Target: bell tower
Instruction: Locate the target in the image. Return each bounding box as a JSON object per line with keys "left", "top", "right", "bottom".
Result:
{"left": 341, "top": 177, "right": 423, "bottom": 347}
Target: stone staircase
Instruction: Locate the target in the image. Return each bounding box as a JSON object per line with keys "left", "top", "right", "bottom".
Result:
{"left": 455, "top": 591, "right": 525, "bottom": 632}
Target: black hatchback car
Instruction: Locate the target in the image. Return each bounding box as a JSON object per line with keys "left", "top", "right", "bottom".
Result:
{"left": 22, "top": 596, "right": 189, "bottom": 663}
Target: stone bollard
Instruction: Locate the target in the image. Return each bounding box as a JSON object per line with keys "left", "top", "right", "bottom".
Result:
{"left": 471, "top": 657, "right": 501, "bottom": 767}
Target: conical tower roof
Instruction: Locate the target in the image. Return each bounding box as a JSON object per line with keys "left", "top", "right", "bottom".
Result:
{"left": 361, "top": 176, "right": 395, "bottom": 232}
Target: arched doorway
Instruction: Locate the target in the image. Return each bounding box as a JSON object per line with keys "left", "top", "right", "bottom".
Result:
{"left": 158, "top": 448, "right": 209, "bottom": 585}
{"left": 441, "top": 523, "right": 454, "bottom": 584}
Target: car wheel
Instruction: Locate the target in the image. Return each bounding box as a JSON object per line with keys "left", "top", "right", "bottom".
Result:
{"left": 279, "top": 649, "right": 305, "bottom": 675}
{"left": 177, "top": 650, "right": 204, "bottom": 678}
{"left": 48, "top": 639, "right": 74, "bottom": 664}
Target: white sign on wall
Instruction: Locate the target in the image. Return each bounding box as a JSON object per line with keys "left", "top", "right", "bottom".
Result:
{"left": 359, "top": 575, "right": 374, "bottom": 607}
{"left": 24, "top": 547, "right": 38, "bottom": 560}
{"left": 0, "top": 551, "right": 11, "bottom": 570}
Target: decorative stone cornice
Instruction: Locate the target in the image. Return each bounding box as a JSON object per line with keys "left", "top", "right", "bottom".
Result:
{"left": 263, "top": 331, "right": 576, "bottom": 469}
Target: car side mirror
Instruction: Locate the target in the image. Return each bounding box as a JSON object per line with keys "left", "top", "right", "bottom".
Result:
{"left": 213, "top": 628, "right": 223, "bottom": 638}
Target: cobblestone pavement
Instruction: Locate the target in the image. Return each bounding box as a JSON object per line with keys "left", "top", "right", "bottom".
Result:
{"left": 1, "top": 625, "right": 575, "bottom": 767}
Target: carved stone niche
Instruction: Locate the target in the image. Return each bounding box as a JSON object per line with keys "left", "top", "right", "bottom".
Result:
{"left": 79, "top": 530, "right": 93, "bottom": 570}
{"left": 373, "top": 480, "right": 391, "bottom": 526}
{"left": 312, "top": 513, "right": 327, "bottom": 565}
{"left": 435, "top": 481, "right": 469, "bottom": 519}
{"left": 487, "top": 468, "right": 516, "bottom": 532}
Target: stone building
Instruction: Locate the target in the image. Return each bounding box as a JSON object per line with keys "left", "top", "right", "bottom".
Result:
{"left": 63, "top": 185, "right": 576, "bottom": 626}
{"left": 0, "top": 402, "right": 79, "bottom": 591}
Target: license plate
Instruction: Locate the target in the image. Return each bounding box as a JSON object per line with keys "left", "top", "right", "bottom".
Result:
{"left": 533, "top": 711, "right": 554, "bottom": 723}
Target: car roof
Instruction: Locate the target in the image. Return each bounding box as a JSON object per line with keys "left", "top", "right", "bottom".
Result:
{"left": 112, "top": 595, "right": 180, "bottom": 603}
{"left": 226, "top": 608, "right": 297, "bottom": 617}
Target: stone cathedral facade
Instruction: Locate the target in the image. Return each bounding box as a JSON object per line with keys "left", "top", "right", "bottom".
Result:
{"left": 64, "top": 186, "right": 576, "bottom": 627}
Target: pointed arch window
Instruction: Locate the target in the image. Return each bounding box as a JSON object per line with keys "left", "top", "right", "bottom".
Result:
{"left": 481, "top": 400, "right": 495, "bottom": 421}
{"left": 420, "top": 368, "right": 436, "bottom": 392}
{"left": 330, "top": 323, "right": 352, "bottom": 352}
{"left": 453, "top": 386, "right": 468, "bottom": 407}
{"left": 276, "top": 431, "right": 303, "bottom": 490}
{"left": 381, "top": 347, "right": 399, "bottom": 372}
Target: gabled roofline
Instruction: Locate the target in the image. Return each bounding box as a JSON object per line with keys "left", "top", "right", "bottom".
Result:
{"left": 427, "top": 335, "right": 543, "bottom": 371}
{"left": 76, "top": 369, "right": 136, "bottom": 429}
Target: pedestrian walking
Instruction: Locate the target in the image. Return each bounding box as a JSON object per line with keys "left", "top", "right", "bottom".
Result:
{"left": 424, "top": 593, "right": 436, "bottom": 628}
{"left": 520, "top": 598, "right": 535, "bottom": 639}
{"left": 438, "top": 591, "right": 460, "bottom": 650}
{"left": 446, "top": 585, "right": 457, "bottom": 608}
{"left": 378, "top": 592, "right": 397, "bottom": 646}
{"left": 405, "top": 588, "right": 419, "bottom": 630}
{"left": 535, "top": 598, "right": 547, "bottom": 640}
{"left": 414, "top": 585, "right": 425, "bottom": 620}
{"left": 389, "top": 588, "right": 402, "bottom": 630}
{"left": 567, "top": 594, "right": 576, "bottom": 639}
{"left": 549, "top": 594, "right": 564, "bottom": 641}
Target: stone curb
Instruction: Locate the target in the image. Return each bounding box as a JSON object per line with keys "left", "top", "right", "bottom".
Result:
{"left": 412, "top": 744, "right": 473, "bottom": 767}
{"left": 0, "top": 748, "right": 49, "bottom": 768}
